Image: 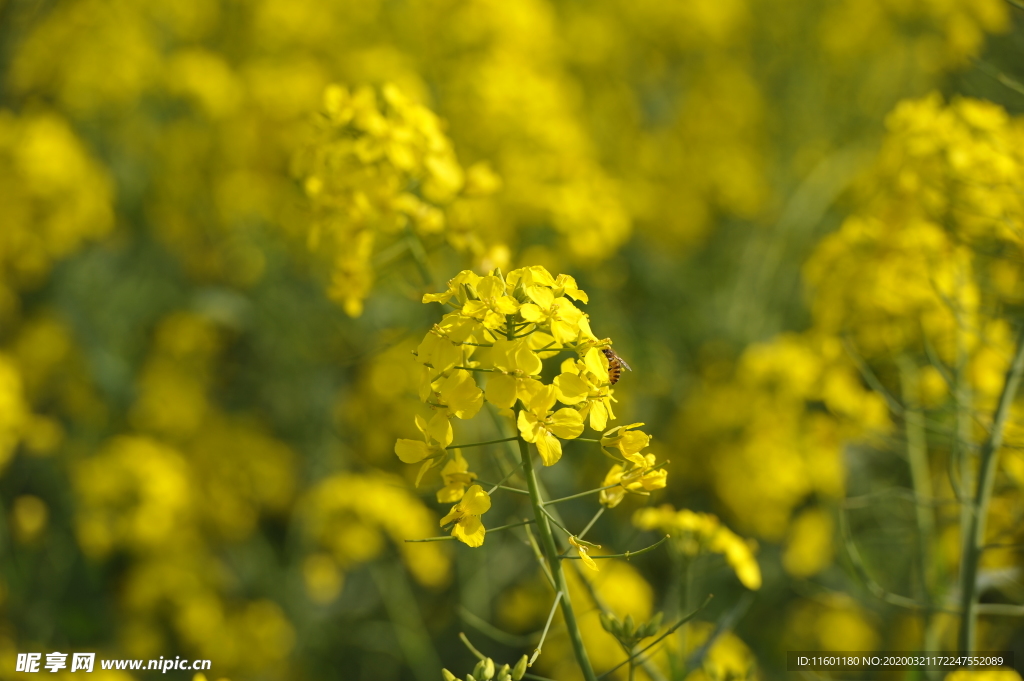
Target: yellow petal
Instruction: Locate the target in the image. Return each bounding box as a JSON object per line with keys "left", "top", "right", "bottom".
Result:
{"left": 395, "top": 439, "right": 430, "bottom": 463}
{"left": 436, "top": 483, "right": 465, "bottom": 504}
{"left": 485, "top": 374, "right": 518, "bottom": 408}
{"left": 415, "top": 457, "right": 440, "bottom": 487}
{"left": 551, "top": 319, "right": 579, "bottom": 344}
{"left": 427, "top": 411, "right": 454, "bottom": 447}
{"left": 588, "top": 401, "right": 609, "bottom": 431}
{"left": 547, "top": 408, "right": 585, "bottom": 440}
{"left": 519, "top": 303, "right": 545, "bottom": 323}
{"left": 536, "top": 432, "right": 563, "bottom": 466}
{"left": 440, "top": 505, "right": 462, "bottom": 527}
{"left": 569, "top": 537, "right": 600, "bottom": 572}
{"left": 493, "top": 296, "right": 520, "bottom": 315}
{"left": 453, "top": 515, "right": 486, "bottom": 547}
{"left": 554, "top": 372, "right": 589, "bottom": 404}
{"left": 439, "top": 370, "right": 483, "bottom": 419}
{"left": 585, "top": 347, "right": 608, "bottom": 378}
{"left": 510, "top": 339, "right": 543, "bottom": 376}
{"left": 526, "top": 285, "right": 554, "bottom": 308}
{"left": 460, "top": 484, "right": 492, "bottom": 515}
{"left": 529, "top": 384, "right": 558, "bottom": 415}
{"left": 517, "top": 409, "right": 540, "bottom": 443}
{"left": 476, "top": 275, "right": 505, "bottom": 299}
{"left": 441, "top": 450, "right": 470, "bottom": 478}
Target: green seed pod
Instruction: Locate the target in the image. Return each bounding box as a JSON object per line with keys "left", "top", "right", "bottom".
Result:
{"left": 473, "top": 658, "right": 495, "bottom": 681}
{"left": 511, "top": 655, "right": 528, "bottom": 681}
{"left": 442, "top": 670, "right": 459, "bottom": 681}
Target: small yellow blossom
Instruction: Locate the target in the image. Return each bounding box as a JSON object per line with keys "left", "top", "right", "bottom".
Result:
{"left": 437, "top": 451, "right": 477, "bottom": 503}
{"left": 440, "top": 484, "right": 491, "bottom": 547}
{"left": 516, "top": 385, "right": 585, "bottom": 465}
{"left": 569, "top": 535, "right": 600, "bottom": 571}
{"left": 395, "top": 413, "right": 452, "bottom": 464}
{"left": 601, "top": 423, "right": 652, "bottom": 466}
{"left": 598, "top": 455, "right": 668, "bottom": 508}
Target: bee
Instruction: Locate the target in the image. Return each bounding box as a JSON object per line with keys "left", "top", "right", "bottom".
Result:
{"left": 602, "top": 347, "right": 632, "bottom": 385}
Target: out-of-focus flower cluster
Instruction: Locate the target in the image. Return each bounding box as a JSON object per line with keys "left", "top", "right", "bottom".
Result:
{"left": 634, "top": 505, "right": 761, "bottom": 590}
{"left": 0, "top": 0, "right": 1019, "bottom": 675}
{"left": 295, "top": 84, "right": 500, "bottom": 316}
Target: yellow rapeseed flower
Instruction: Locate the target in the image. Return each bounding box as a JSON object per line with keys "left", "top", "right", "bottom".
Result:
{"left": 437, "top": 451, "right": 477, "bottom": 503}
{"left": 569, "top": 535, "right": 600, "bottom": 571}
{"left": 516, "top": 385, "right": 585, "bottom": 465}
{"left": 440, "top": 484, "right": 491, "bottom": 547}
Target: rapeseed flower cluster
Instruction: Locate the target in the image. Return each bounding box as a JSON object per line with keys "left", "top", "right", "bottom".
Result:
{"left": 396, "top": 267, "right": 665, "bottom": 546}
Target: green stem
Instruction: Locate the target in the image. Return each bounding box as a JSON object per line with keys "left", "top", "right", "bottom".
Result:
{"left": 370, "top": 561, "right": 441, "bottom": 681}
{"left": 530, "top": 591, "right": 563, "bottom": 665}
{"left": 449, "top": 437, "right": 519, "bottom": 449}
{"left": 510, "top": 315, "right": 596, "bottom": 681}
{"left": 405, "top": 520, "right": 535, "bottom": 542}
{"left": 562, "top": 535, "right": 669, "bottom": 560}
{"left": 518, "top": 429, "right": 598, "bottom": 679}
{"left": 897, "top": 357, "right": 934, "bottom": 618}
{"left": 543, "top": 484, "right": 620, "bottom": 506}
{"left": 958, "top": 325, "right": 1024, "bottom": 652}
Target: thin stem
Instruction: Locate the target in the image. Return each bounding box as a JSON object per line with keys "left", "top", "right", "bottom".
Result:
{"left": 484, "top": 461, "right": 525, "bottom": 495}
{"left": 405, "top": 230, "right": 434, "bottom": 288}
{"left": 577, "top": 508, "right": 605, "bottom": 542}
{"left": 530, "top": 591, "right": 563, "bottom": 665}
{"left": 509, "top": 310, "right": 596, "bottom": 681}
{"left": 458, "top": 606, "right": 532, "bottom": 647}
{"left": 449, "top": 437, "right": 519, "bottom": 449}
{"left": 597, "top": 595, "right": 714, "bottom": 680}
{"left": 459, "top": 632, "right": 486, "bottom": 661}
{"left": 562, "top": 536, "right": 669, "bottom": 560}
{"left": 543, "top": 484, "right": 620, "bottom": 506}
{"left": 540, "top": 506, "right": 573, "bottom": 537}
{"left": 477, "top": 482, "right": 530, "bottom": 496}
{"left": 959, "top": 324, "right": 1024, "bottom": 651}
{"left": 518, "top": 430, "right": 597, "bottom": 680}
{"left": 897, "top": 356, "right": 935, "bottom": 620}
{"left": 523, "top": 523, "right": 556, "bottom": 589}
{"left": 405, "top": 519, "right": 535, "bottom": 542}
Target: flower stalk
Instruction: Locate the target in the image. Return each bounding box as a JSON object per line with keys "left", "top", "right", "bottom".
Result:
{"left": 958, "top": 324, "right": 1024, "bottom": 651}
{"left": 516, "top": 415, "right": 598, "bottom": 680}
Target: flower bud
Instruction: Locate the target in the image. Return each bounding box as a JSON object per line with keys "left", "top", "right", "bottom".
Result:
{"left": 623, "top": 614, "right": 636, "bottom": 639}
{"left": 473, "top": 658, "right": 495, "bottom": 680}
{"left": 641, "top": 611, "right": 664, "bottom": 638}
{"left": 495, "top": 664, "right": 510, "bottom": 680}
{"left": 511, "top": 655, "right": 528, "bottom": 681}
{"left": 442, "top": 670, "right": 460, "bottom": 681}
{"left": 599, "top": 612, "right": 620, "bottom": 637}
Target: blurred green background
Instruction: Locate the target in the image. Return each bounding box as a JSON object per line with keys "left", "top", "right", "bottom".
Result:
{"left": 1, "top": 0, "right": 1024, "bottom": 679}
